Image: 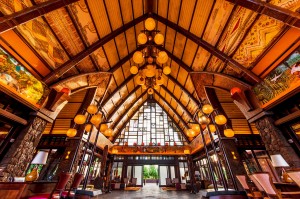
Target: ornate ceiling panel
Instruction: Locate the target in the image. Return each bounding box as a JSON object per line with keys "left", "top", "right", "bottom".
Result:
{"left": 0, "top": 0, "right": 33, "bottom": 14}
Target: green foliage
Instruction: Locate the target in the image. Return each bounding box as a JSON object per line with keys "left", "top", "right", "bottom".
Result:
{"left": 143, "top": 166, "right": 150, "bottom": 179}
{"left": 143, "top": 165, "right": 158, "bottom": 179}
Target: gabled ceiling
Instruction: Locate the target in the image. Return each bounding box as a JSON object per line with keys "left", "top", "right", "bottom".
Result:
{"left": 0, "top": 0, "right": 299, "bottom": 142}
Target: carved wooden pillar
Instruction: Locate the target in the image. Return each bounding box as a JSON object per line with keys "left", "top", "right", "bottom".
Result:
{"left": 0, "top": 116, "right": 47, "bottom": 181}
{"left": 220, "top": 138, "right": 247, "bottom": 191}
{"left": 255, "top": 116, "right": 300, "bottom": 168}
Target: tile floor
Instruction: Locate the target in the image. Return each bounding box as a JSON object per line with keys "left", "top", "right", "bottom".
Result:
{"left": 91, "top": 183, "right": 201, "bottom": 199}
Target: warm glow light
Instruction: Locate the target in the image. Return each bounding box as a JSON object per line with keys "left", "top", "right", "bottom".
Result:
{"left": 202, "top": 104, "right": 214, "bottom": 114}
{"left": 100, "top": 123, "right": 108, "bottom": 132}
{"left": 187, "top": 128, "right": 196, "bottom": 138}
{"left": 137, "top": 33, "right": 147, "bottom": 44}
{"left": 85, "top": 124, "right": 92, "bottom": 132}
{"left": 112, "top": 149, "right": 118, "bottom": 154}
{"left": 154, "top": 33, "right": 164, "bottom": 45}
{"left": 147, "top": 88, "right": 154, "bottom": 95}
{"left": 184, "top": 149, "right": 190, "bottom": 154}
{"left": 133, "top": 51, "right": 144, "bottom": 64}
{"left": 208, "top": 124, "right": 216, "bottom": 133}
{"left": 61, "top": 88, "right": 71, "bottom": 95}
{"left": 153, "top": 83, "right": 159, "bottom": 90}
{"left": 230, "top": 87, "right": 242, "bottom": 96}
{"left": 145, "top": 17, "right": 156, "bottom": 31}
{"left": 74, "top": 114, "right": 86, "bottom": 124}
{"left": 197, "top": 111, "right": 203, "bottom": 118}
{"left": 104, "top": 128, "right": 113, "bottom": 137}
{"left": 224, "top": 128, "right": 235, "bottom": 138}
{"left": 142, "top": 84, "right": 147, "bottom": 90}
{"left": 144, "top": 65, "right": 156, "bottom": 77}
{"left": 163, "top": 66, "right": 171, "bottom": 75}
{"left": 90, "top": 114, "right": 102, "bottom": 126}
{"left": 157, "top": 51, "right": 168, "bottom": 64}
{"left": 66, "top": 128, "right": 77, "bottom": 137}
{"left": 156, "top": 76, "right": 164, "bottom": 85}
{"left": 87, "top": 105, "right": 98, "bottom": 114}
{"left": 130, "top": 65, "right": 139, "bottom": 74}
{"left": 135, "top": 75, "right": 145, "bottom": 85}
{"left": 215, "top": 115, "right": 227, "bottom": 125}
{"left": 199, "top": 115, "right": 210, "bottom": 125}
{"left": 191, "top": 123, "right": 200, "bottom": 133}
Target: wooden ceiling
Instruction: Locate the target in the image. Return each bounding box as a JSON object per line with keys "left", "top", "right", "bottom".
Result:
{"left": 0, "top": 0, "right": 299, "bottom": 142}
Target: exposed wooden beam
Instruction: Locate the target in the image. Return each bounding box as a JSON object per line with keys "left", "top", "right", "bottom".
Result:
{"left": 0, "top": 0, "right": 78, "bottom": 33}
{"left": 160, "top": 85, "right": 194, "bottom": 120}
{"left": 112, "top": 96, "right": 147, "bottom": 143}
{"left": 43, "top": 14, "right": 148, "bottom": 84}
{"left": 154, "top": 90, "right": 189, "bottom": 129}
{"left": 226, "top": 0, "right": 300, "bottom": 29}
{"left": 106, "top": 86, "right": 141, "bottom": 121}
{"left": 153, "top": 14, "right": 261, "bottom": 83}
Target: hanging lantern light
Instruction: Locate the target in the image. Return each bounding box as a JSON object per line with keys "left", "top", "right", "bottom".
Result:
{"left": 135, "top": 75, "right": 145, "bottom": 85}
{"left": 144, "top": 65, "right": 156, "bottom": 77}
{"left": 163, "top": 66, "right": 171, "bottom": 75}
{"left": 154, "top": 33, "right": 164, "bottom": 45}
{"left": 61, "top": 88, "right": 71, "bottom": 95}
{"left": 90, "top": 114, "right": 102, "bottom": 126}
{"left": 100, "top": 123, "right": 108, "bottom": 132}
{"left": 156, "top": 76, "right": 164, "bottom": 85}
{"left": 191, "top": 123, "right": 200, "bottom": 133}
{"left": 104, "top": 128, "right": 113, "bottom": 137}
{"left": 87, "top": 105, "right": 98, "bottom": 114}
{"left": 85, "top": 124, "right": 92, "bottom": 133}
{"left": 197, "top": 111, "right": 204, "bottom": 118}
{"left": 137, "top": 33, "right": 147, "bottom": 44}
{"left": 133, "top": 51, "right": 144, "bottom": 64}
{"left": 187, "top": 129, "right": 196, "bottom": 138}
{"left": 145, "top": 17, "right": 156, "bottom": 31}
{"left": 142, "top": 84, "right": 147, "bottom": 90}
{"left": 224, "top": 128, "right": 235, "bottom": 138}
{"left": 130, "top": 65, "right": 139, "bottom": 74}
{"left": 199, "top": 115, "right": 210, "bottom": 125}
{"left": 74, "top": 114, "right": 86, "bottom": 124}
{"left": 214, "top": 114, "right": 227, "bottom": 125}
{"left": 230, "top": 87, "right": 242, "bottom": 96}
{"left": 202, "top": 104, "right": 214, "bottom": 114}
{"left": 208, "top": 124, "right": 216, "bottom": 133}
{"left": 148, "top": 88, "right": 154, "bottom": 95}
{"left": 157, "top": 51, "right": 168, "bottom": 64}
{"left": 153, "top": 83, "right": 159, "bottom": 90}
{"left": 66, "top": 128, "right": 77, "bottom": 137}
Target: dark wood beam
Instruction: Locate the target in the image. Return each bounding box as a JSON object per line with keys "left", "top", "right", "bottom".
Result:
{"left": 43, "top": 14, "right": 148, "bottom": 84}
{"left": 106, "top": 86, "right": 141, "bottom": 121}
{"left": 0, "top": 0, "right": 78, "bottom": 33}
{"left": 112, "top": 96, "right": 147, "bottom": 143}
{"left": 160, "top": 85, "right": 194, "bottom": 120}
{"left": 153, "top": 14, "right": 261, "bottom": 83}
{"left": 154, "top": 90, "right": 189, "bottom": 129}
{"left": 226, "top": 0, "right": 300, "bottom": 29}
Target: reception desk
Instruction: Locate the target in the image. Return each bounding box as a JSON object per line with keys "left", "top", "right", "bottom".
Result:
{"left": 0, "top": 181, "right": 57, "bottom": 199}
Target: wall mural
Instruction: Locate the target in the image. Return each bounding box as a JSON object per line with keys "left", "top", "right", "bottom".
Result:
{"left": 0, "top": 46, "right": 48, "bottom": 106}
{"left": 253, "top": 46, "right": 300, "bottom": 107}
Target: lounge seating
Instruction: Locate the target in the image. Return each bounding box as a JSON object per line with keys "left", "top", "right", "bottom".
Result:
{"left": 236, "top": 175, "right": 263, "bottom": 199}
{"left": 286, "top": 169, "right": 300, "bottom": 187}
{"left": 128, "top": 178, "right": 137, "bottom": 187}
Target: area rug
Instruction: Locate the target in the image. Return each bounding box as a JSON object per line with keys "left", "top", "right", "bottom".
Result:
{"left": 161, "top": 187, "right": 177, "bottom": 191}
{"left": 124, "top": 187, "right": 141, "bottom": 191}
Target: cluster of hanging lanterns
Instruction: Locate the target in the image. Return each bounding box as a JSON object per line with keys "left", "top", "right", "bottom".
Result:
{"left": 130, "top": 17, "right": 171, "bottom": 95}
{"left": 187, "top": 104, "right": 235, "bottom": 139}
{"left": 66, "top": 104, "right": 113, "bottom": 138}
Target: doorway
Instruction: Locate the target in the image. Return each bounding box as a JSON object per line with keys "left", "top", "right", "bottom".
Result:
{"left": 143, "top": 165, "right": 158, "bottom": 186}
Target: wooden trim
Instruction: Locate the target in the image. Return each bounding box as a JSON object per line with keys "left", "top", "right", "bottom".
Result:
{"left": 274, "top": 110, "right": 300, "bottom": 126}
{"left": 0, "top": 108, "right": 28, "bottom": 125}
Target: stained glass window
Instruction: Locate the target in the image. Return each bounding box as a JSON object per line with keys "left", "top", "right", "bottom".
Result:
{"left": 115, "top": 101, "right": 186, "bottom": 146}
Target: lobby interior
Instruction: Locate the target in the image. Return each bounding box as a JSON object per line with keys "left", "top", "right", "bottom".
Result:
{"left": 0, "top": 0, "right": 300, "bottom": 198}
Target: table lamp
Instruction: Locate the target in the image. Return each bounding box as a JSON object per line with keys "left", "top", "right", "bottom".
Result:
{"left": 25, "top": 150, "right": 49, "bottom": 182}
{"left": 270, "top": 154, "right": 290, "bottom": 182}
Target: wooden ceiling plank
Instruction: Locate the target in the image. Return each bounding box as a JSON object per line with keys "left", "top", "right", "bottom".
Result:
{"left": 153, "top": 13, "right": 260, "bottom": 83}
{"left": 0, "top": 0, "right": 79, "bottom": 34}
{"left": 226, "top": 0, "right": 300, "bottom": 29}
{"left": 43, "top": 14, "right": 147, "bottom": 84}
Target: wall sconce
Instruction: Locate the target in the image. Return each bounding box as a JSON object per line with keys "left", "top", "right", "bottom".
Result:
{"left": 231, "top": 151, "right": 237, "bottom": 160}
{"left": 184, "top": 149, "right": 190, "bottom": 154}
{"left": 65, "top": 151, "right": 71, "bottom": 160}
{"left": 112, "top": 149, "right": 118, "bottom": 154}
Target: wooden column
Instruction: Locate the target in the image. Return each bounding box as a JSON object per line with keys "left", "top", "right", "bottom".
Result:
{"left": 255, "top": 116, "right": 300, "bottom": 168}
{"left": 0, "top": 116, "right": 47, "bottom": 181}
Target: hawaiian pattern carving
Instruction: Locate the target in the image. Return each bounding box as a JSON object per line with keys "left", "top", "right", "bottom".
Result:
{"left": 0, "top": 0, "right": 32, "bottom": 14}
{"left": 255, "top": 116, "right": 300, "bottom": 168}
{"left": 1, "top": 116, "right": 47, "bottom": 181}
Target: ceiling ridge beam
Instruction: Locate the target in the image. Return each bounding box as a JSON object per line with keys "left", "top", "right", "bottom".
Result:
{"left": 43, "top": 14, "right": 148, "bottom": 84}
{"left": 111, "top": 90, "right": 148, "bottom": 130}
{"left": 112, "top": 97, "right": 147, "bottom": 143}
{"left": 160, "top": 85, "right": 194, "bottom": 120}
{"left": 107, "top": 86, "right": 141, "bottom": 121}
{"left": 153, "top": 13, "right": 260, "bottom": 83}
{"left": 153, "top": 98, "right": 190, "bottom": 143}
{"left": 226, "top": 0, "right": 300, "bottom": 29}
{"left": 0, "top": 0, "right": 79, "bottom": 34}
